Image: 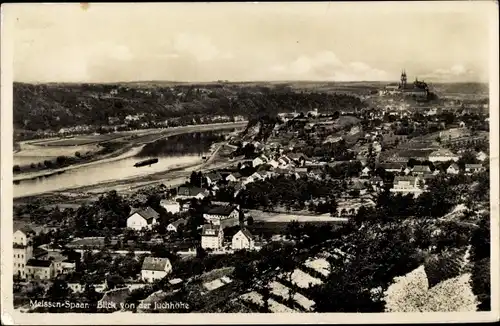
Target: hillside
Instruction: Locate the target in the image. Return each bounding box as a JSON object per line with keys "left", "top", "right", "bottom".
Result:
{"left": 13, "top": 82, "right": 366, "bottom": 134}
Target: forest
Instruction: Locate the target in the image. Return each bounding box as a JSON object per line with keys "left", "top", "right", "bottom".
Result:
{"left": 13, "top": 82, "right": 366, "bottom": 132}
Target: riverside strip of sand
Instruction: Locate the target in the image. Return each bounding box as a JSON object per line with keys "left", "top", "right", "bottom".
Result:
{"left": 13, "top": 147, "right": 243, "bottom": 206}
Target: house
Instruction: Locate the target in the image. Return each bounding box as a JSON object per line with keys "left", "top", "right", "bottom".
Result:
{"left": 201, "top": 224, "right": 224, "bottom": 250}
{"left": 287, "top": 153, "right": 308, "bottom": 167}
{"left": 167, "top": 218, "right": 187, "bottom": 232}
{"left": 39, "top": 251, "right": 70, "bottom": 275}
{"left": 459, "top": 121, "right": 466, "bottom": 128}
{"left": 428, "top": 149, "right": 460, "bottom": 162}
{"left": 141, "top": 257, "right": 173, "bottom": 283}
{"left": 267, "top": 159, "right": 280, "bottom": 169}
{"left": 412, "top": 165, "right": 432, "bottom": 175}
{"left": 390, "top": 176, "right": 423, "bottom": 196}
{"left": 379, "top": 162, "right": 405, "bottom": 173}
{"left": 249, "top": 172, "right": 266, "bottom": 182}
{"left": 252, "top": 157, "right": 267, "bottom": 168}
{"left": 465, "top": 164, "right": 484, "bottom": 174}
{"left": 447, "top": 164, "right": 460, "bottom": 175}
{"left": 13, "top": 228, "right": 34, "bottom": 279}
{"left": 205, "top": 172, "right": 223, "bottom": 186}
{"left": 127, "top": 207, "right": 160, "bottom": 231}
{"left": 160, "top": 200, "right": 180, "bottom": 214}
{"left": 176, "top": 186, "right": 210, "bottom": 200}
{"left": 370, "top": 176, "right": 384, "bottom": 187}
{"left": 203, "top": 205, "right": 239, "bottom": 227}
{"left": 278, "top": 155, "right": 293, "bottom": 166}
{"left": 476, "top": 151, "right": 488, "bottom": 162}
{"left": 25, "top": 259, "right": 55, "bottom": 280}
{"left": 361, "top": 166, "right": 371, "bottom": 177}
{"left": 231, "top": 182, "right": 245, "bottom": 198}
{"left": 350, "top": 180, "right": 368, "bottom": 195}
{"left": 231, "top": 228, "right": 255, "bottom": 251}
{"left": 226, "top": 172, "right": 242, "bottom": 182}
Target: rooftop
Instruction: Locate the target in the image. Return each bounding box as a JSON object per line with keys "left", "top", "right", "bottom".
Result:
{"left": 177, "top": 186, "right": 207, "bottom": 197}
{"left": 206, "top": 205, "right": 238, "bottom": 216}
{"left": 26, "top": 259, "right": 52, "bottom": 268}
{"left": 142, "top": 256, "right": 171, "bottom": 272}
{"left": 130, "top": 207, "right": 160, "bottom": 222}
{"left": 202, "top": 224, "right": 221, "bottom": 237}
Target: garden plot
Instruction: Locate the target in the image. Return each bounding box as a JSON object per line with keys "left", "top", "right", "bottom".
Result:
{"left": 304, "top": 258, "right": 331, "bottom": 277}
{"left": 268, "top": 299, "right": 297, "bottom": 313}
{"left": 239, "top": 291, "right": 264, "bottom": 306}
{"left": 269, "top": 281, "right": 315, "bottom": 311}
{"left": 203, "top": 276, "right": 233, "bottom": 292}
{"left": 280, "top": 269, "right": 323, "bottom": 289}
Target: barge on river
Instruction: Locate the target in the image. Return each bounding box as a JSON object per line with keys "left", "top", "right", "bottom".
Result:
{"left": 134, "top": 158, "right": 159, "bottom": 167}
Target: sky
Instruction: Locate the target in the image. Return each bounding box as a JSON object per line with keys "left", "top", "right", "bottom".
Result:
{"left": 7, "top": 2, "right": 495, "bottom": 83}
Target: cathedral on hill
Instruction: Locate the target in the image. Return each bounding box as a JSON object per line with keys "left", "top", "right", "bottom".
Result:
{"left": 382, "top": 70, "right": 429, "bottom": 98}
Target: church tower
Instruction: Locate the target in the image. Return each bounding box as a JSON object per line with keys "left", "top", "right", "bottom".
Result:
{"left": 400, "top": 69, "right": 407, "bottom": 89}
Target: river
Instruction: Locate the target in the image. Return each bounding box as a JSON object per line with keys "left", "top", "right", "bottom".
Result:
{"left": 13, "top": 129, "right": 235, "bottom": 198}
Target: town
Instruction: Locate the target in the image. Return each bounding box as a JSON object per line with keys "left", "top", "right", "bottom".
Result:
{"left": 12, "top": 71, "right": 490, "bottom": 313}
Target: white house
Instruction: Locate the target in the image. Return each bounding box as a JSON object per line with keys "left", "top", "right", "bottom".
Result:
{"left": 390, "top": 176, "right": 423, "bottom": 196}
{"left": 167, "top": 218, "right": 187, "bottom": 232}
{"left": 447, "top": 163, "right": 460, "bottom": 175}
{"left": 126, "top": 207, "right": 160, "bottom": 231}
{"left": 160, "top": 200, "right": 180, "bottom": 214}
{"left": 203, "top": 205, "right": 239, "bottom": 227}
{"left": 252, "top": 157, "right": 266, "bottom": 168}
{"left": 249, "top": 172, "right": 266, "bottom": 182}
{"left": 361, "top": 167, "right": 371, "bottom": 177}
{"left": 13, "top": 228, "right": 34, "bottom": 279}
{"left": 226, "top": 173, "right": 242, "bottom": 182}
{"left": 268, "top": 159, "right": 280, "bottom": 169}
{"left": 205, "top": 172, "right": 223, "bottom": 186}
{"left": 411, "top": 165, "right": 432, "bottom": 175}
{"left": 176, "top": 186, "right": 210, "bottom": 200}
{"left": 428, "top": 149, "right": 460, "bottom": 162}
{"left": 201, "top": 224, "right": 224, "bottom": 250}
{"left": 278, "top": 155, "right": 292, "bottom": 167}
{"left": 379, "top": 162, "right": 405, "bottom": 173}
{"left": 231, "top": 229, "right": 255, "bottom": 250}
{"left": 465, "top": 164, "right": 484, "bottom": 174}
{"left": 141, "top": 257, "right": 172, "bottom": 283}
{"left": 476, "top": 151, "right": 488, "bottom": 162}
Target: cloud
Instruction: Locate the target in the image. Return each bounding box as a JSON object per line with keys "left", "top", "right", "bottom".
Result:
{"left": 171, "top": 33, "right": 232, "bottom": 62}
{"left": 270, "top": 51, "right": 389, "bottom": 81}
{"left": 422, "top": 64, "right": 478, "bottom": 81}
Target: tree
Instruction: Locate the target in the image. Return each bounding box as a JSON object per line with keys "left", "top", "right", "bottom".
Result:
{"left": 247, "top": 215, "right": 254, "bottom": 226}
{"left": 46, "top": 278, "right": 71, "bottom": 301}
{"left": 106, "top": 274, "right": 125, "bottom": 290}
{"left": 151, "top": 245, "right": 178, "bottom": 262}
{"left": 13, "top": 165, "right": 21, "bottom": 173}
{"left": 26, "top": 282, "right": 46, "bottom": 301}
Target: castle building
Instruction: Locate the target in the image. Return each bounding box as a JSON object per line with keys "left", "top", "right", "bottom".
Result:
{"left": 383, "top": 70, "right": 429, "bottom": 98}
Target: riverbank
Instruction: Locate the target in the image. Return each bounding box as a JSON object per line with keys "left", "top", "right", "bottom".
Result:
{"left": 13, "top": 121, "right": 247, "bottom": 182}
{"left": 13, "top": 141, "right": 243, "bottom": 205}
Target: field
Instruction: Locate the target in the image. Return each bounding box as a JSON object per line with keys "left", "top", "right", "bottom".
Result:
{"left": 247, "top": 210, "right": 348, "bottom": 237}
{"left": 14, "top": 143, "right": 103, "bottom": 166}
{"left": 248, "top": 209, "right": 348, "bottom": 223}
{"left": 36, "top": 133, "right": 129, "bottom": 146}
